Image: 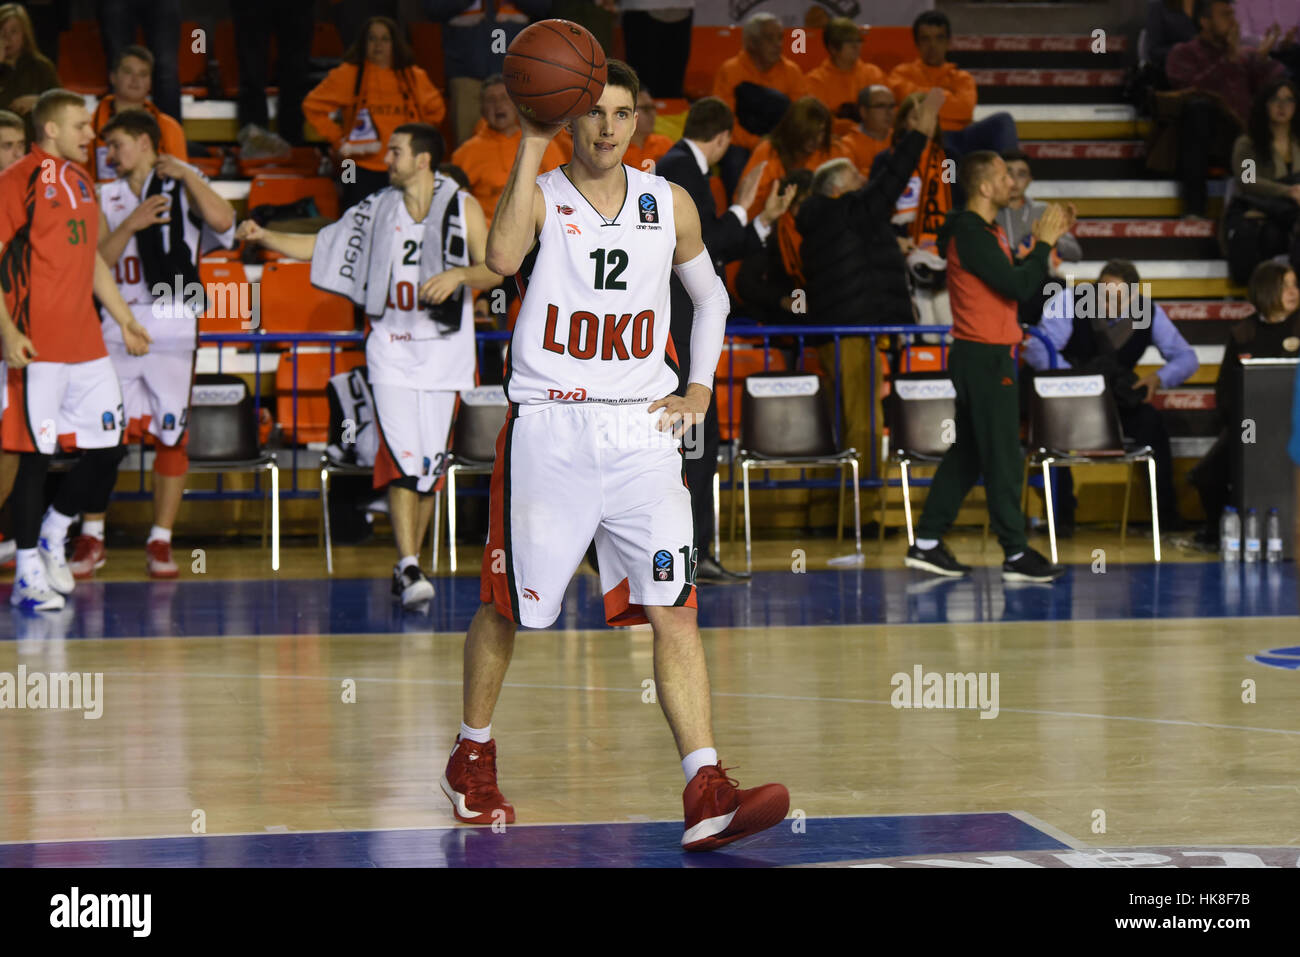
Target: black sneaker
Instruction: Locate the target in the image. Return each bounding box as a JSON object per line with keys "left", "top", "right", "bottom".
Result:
{"left": 904, "top": 541, "right": 971, "bottom": 577}
{"left": 392, "top": 564, "right": 434, "bottom": 608}
{"left": 1002, "top": 547, "right": 1066, "bottom": 583}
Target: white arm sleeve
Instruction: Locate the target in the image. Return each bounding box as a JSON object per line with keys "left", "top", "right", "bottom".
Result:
{"left": 673, "top": 249, "right": 730, "bottom": 391}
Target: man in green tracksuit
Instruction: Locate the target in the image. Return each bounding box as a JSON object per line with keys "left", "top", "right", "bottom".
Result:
{"left": 904, "top": 150, "right": 1073, "bottom": 583}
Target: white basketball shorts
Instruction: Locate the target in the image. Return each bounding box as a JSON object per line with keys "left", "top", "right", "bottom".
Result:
{"left": 372, "top": 382, "right": 457, "bottom": 493}
{"left": 106, "top": 343, "right": 195, "bottom": 446}
{"left": 480, "top": 401, "right": 698, "bottom": 629}
{"left": 3, "top": 356, "right": 124, "bottom": 454}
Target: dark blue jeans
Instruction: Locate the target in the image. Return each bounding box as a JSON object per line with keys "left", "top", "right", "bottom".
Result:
{"left": 229, "top": 0, "right": 315, "bottom": 145}
{"left": 96, "top": 0, "right": 181, "bottom": 122}
{"left": 942, "top": 111, "right": 1019, "bottom": 162}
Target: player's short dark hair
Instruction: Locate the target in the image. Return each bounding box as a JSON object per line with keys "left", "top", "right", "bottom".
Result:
{"left": 101, "top": 108, "right": 161, "bottom": 152}
{"left": 605, "top": 59, "right": 639, "bottom": 106}
{"left": 0, "top": 108, "right": 24, "bottom": 134}
{"left": 113, "top": 44, "right": 154, "bottom": 72}
{"left": 393, "top": 122, "right": 444, "bottom": 167}
{"left": 682, "top": 96, "right": 734, "bottom": 141}
{"left": 437, "top": 162, "right": 470, "bottom": 190}
{"left": 912, "top": 10, "right": 951, "bottom": 41}
{"left": 958, "top": 150, "right": 1002, "bottom": 198}
{"left": 1099, "top": 258, "right": 1141, "bottom": 288}
{"left": 1001, "top": 148, "right": 1030, "bottom": 168}
{"left": 824, "top": 17, "right": 860, "bottom": 52}
{"left": 32, "top": 89, "right": 87, "bottom": 140}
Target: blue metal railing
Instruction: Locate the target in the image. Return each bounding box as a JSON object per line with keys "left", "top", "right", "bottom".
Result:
{"left": 109, "top": 323, "right": 1057, "bottom": 504}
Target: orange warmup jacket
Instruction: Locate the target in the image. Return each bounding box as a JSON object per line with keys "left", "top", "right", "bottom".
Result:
{"left": 303, "top": 62, "right": 447, "bottom": 173}
{"left": 887, "top": 60, "right": 977, "bottom": 131}
{"left": 804, "top": 59, "right": 887, "bottom": 136}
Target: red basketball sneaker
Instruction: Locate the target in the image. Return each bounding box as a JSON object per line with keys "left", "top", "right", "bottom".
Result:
{"left": 681, "top": 764, "right": 789, "bottom": 852}
{"left": 69, "top": 535, "right": 106, "bottom": 580}
{"left": 440, "top": 736, "right": 516, "bottom": 825}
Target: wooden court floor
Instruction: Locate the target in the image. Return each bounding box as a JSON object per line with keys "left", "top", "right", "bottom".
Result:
{"left": 1, "top": 530, "right": 1298, "bottom": 864}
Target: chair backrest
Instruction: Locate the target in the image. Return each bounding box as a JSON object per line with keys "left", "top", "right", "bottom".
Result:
{"left": 715, "top": 346, "right": 788, "bottom": 441}
{"left": 247, "top": 175, "right": 340, "bottom": 221}
{"left": 260, "top": 261, "right": 354, "bottom": 333}
{"left": 189, "top": 373, "right": 260, "bottom": 461}
{"left": 740, "top": 372, "right": 839, "bottom": 457}
{"left": 887, "top": 374, "right": 957, "bottom": 458}
{"left": 276, "top": 350, "right": 366, "bottom": 445}
{"left": 199, "top": 259, "right": 253, "bottom": 336}
{"left": 452, "top": 386, "right": 509, "bottom": 463}
{"left": 1028, "top": 371, "right": 1126, "bottom": 455}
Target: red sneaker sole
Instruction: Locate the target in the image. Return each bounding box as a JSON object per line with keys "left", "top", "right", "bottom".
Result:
{"left": 683, "top": 785, "right": 790, "bottom": 852}
{"left": 439, "top": 775, "right": 516, "bottom": 825}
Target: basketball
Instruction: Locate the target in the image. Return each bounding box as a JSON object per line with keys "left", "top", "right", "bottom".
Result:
{"left": 503, "top": 19, "right": 607, "bottom": 126}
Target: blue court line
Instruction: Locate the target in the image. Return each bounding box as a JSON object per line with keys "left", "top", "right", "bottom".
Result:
{"left": 0, "top": 812, "right": 1067, "bottom": 868}
{"left": 0, "top": 562, "right": 1293, "bottom": 641}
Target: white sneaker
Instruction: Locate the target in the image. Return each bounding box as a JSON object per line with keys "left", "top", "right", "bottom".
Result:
{"left": 0, "top": 539, "right": 15, "bottom": 565}
{"left": 392, "top": 564, "right": 434, "bottom": 609}
{"left": 38, "top": 537, "right": 75, "bottom": 595}
{"left": 10, "top": 574, "right": 65, "bottom": 611}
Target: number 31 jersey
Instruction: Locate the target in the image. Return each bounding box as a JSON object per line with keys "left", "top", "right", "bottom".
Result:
{"left": 505, "top": 165, "right": 679, "bottom": 415}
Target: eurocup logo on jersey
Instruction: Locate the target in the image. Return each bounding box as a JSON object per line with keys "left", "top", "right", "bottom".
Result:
{"left": 152, "top": 274, "right": 260, "bottom": 328}
{"left": 652, "top": 549, "right": 674, "bottom": 581}
{"left": 637, "top": 193, "right": 661, "bottom": 230}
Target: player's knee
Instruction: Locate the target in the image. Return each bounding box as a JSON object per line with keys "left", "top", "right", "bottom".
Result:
{"left": 154, "top": 441, "right": 188, "bottom": 477}
{"left": 475, "top": 601, "right": 518, "bottom": 637}
{"left": 645, "top": 603, "right": 698, "bottom": 635}
{"left": 389, "top": 475, "right": 420, "bottom": 493}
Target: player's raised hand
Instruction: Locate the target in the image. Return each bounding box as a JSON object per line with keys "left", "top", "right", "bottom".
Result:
{"left": 1, "top": 326, "right": 36, "bottom": 368}
{"left": 154, "top": 153, "right": 190, "bottom": 182}
{"left": 419, "top": 268, "right": 463, "bottom": 305}
{"left": 909, "top": 87, "right": 946, "bottom": 139}
{"left": 734, "top": 161, "right": 767, "bottom": 212}
{"left": 236, "top": 219, "right": 267, "bottom": 245}
{"left": 518, "top": 112, "right": 568, "bottom": 142}
{"left": 759, "top": 177, "right": 798, "bottom": 227}
{"left": 121, "top": 317, "right": 153, "bottom": 357}
{"left": 125, "top": 194, "right": 171, "bottom": 232}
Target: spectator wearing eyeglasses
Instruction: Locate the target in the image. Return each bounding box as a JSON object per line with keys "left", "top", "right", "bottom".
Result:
{"left": 837, "top": 85, "right": 894, "bottom": 177}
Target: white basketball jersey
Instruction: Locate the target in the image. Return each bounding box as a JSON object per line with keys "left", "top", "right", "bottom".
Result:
{"left": 98, "top": 165, "right": 235, "bottom": 347}
{"left": 365, "top": 186, "right": 477, "bottom": 392}
{"left": 505, "top": 165, "right": 678, "bottom": 413}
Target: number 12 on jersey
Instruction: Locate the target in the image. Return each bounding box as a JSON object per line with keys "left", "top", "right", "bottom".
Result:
{"left": 590, "top": 248, "right": 627, "bottom": 290}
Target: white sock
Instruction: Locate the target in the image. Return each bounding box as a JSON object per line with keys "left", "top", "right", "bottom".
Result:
{"left": 916, "top": 538, "right": 939, "bottom": 551}
{"left": 1007, "top": 551, "right": 1024, "bottom": 562}
{"left": 40, "top": 508, "right": 75, "bottom": 546}
{"left": 459, "top": 722, "right": 491, "bottom": 744}
{"left": 82, "top": 519, "right": 106, "bottom": 540}
{"left": 398, "top": 555, "right": 418, "bottom": 573}
{"left": 16, "top": 548, "right": 44, "bottom": 583}
{"left": 683, "top": 747, "right": 719, "bottom": 782}
{"left": 148, "top": 525, "right": 171, "bottom": 544}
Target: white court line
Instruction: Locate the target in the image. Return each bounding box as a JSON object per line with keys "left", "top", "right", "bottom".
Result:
{"left": 98, "top": 670, "right": 1300, "bottom": 737}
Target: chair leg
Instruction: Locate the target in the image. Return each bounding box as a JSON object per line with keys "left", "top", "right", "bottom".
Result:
{"left": 849, "top": 457, "right": 862, "bottom": 559}
{"left": 431, "top": 487, "right": 442, "bottom": 575}
{"left": 1121, "top": 461, "right": 1133, "bottom": 550}
{"left": 321, "top": 467, "right": 334, "bottom": 575}
{"left": 900, "top": 459, "right": 915, "bottom": 547}
{"left": 447, "top": 467, "right": 459, "bottom": 574}
{"left": 269, "top": 463, "right": 280, "bottom": 572}
{"left": 1042, "top": 459, "right": 1057, "bottom": 564}
{"left": 1147, "top": 455, "right": 1161, "bottom": 562}
{"left": 878, "top": 463, "right": 889, "bottom": 545}
{"left": 742, "top": 461, "right": 753, "bottom": 573}
{"left": 728, "top": 459, "right": 738, "bottom": 545}
{"left": 836, "top": 465, "right": 845, "bottom": 544}
{"left": 712, "top": 470, "right": 720, "bottom": 559}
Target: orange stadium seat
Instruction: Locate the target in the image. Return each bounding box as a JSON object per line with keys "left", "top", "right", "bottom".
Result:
{"left": 178, "top": 20, "right": 207, "bottom": 94}
{"left": 198, "top": 260, "right": 255, "bottom": 338}
{"left": 275, "top": 350, "right": 365, "bottom": 445}
{"left": 239, "top": 148, "right": 324, "bottom": 178}
{"left": 57, "top": 22, "right": 109, "bottom": 95}
{"left": 408, "top": 22, "right": 445, "bottom": 88}
{"left": 247, "top": 175, "right": 340, "bottom": 221}
{"left": 312, "top": 21, "right": 344, "bottom": 58}
{"left": 259, "top": 261, "right": 354, "bottom": 333}
{"left": 715, "top": 346, "right": 788, "bottom": 441}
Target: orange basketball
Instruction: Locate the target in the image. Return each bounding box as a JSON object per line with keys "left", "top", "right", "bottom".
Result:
{"left": 503, "top": 19, "right": 607, "bottom": 126}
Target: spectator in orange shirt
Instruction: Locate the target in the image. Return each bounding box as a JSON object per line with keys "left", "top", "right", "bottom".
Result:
{"left": 624, "top": 89, "right": 674, "bottom": 173}
{"left": 712, "top": 12, "right": 808, "bottom": 193}
{"left": 451, "top": 74, "right": 564, "bottom": 225}
{"left": 887, "top": 10, "right": 1018, "bottom": 161}
{"left": 838, "top": 85, "right": 894, "bottom": 176}
{"left": 304, "top": 16, "right": 448, "bottom": 210}
{"left": 805, "top": 18, "right": 887, "bottom": 137}
{"left": 89, "top": 45, "right": 188, "bottom": 183}
{"left": 739, "top": 96, "right": 841, "bottom": 220}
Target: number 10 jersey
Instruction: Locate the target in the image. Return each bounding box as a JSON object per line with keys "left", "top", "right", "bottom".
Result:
{"left": 504, "top": 165, "right": 680, "bottom": 415}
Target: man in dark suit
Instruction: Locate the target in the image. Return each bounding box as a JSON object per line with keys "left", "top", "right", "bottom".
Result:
{"left": 656, "top": 96, "right": 794, "bottom": 582}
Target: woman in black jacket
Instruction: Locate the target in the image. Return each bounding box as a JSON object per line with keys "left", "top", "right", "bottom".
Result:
{"left": 1189, "top": 260, "right": 1300, "bottom": 548}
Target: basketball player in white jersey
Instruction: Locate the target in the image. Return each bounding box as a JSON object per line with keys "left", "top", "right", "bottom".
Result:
{"left": 72, "top": 109, "right": 236, "bottom": 579}
{"left": 441, "top": 60, "right": 789, "bottom": 851}
{"left": 238, "top": 124, "right": 500, "bottom": 608}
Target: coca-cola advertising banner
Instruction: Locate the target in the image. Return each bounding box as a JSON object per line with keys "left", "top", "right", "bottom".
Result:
{"left": 696, "top": 0, "right": 934, "bottom": 27}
